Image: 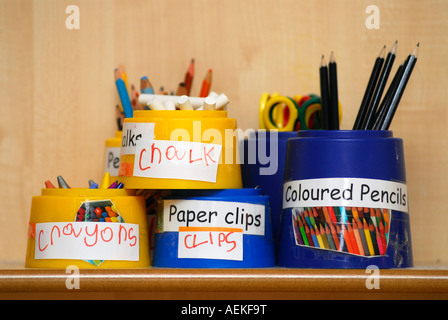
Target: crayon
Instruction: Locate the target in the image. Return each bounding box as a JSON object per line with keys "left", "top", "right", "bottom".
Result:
{"left": 57, "top": 175, "right": 70, "bottom": 189}
{"left": 100, "top": 172, "right": 111, "bottom": 189}
{"left": 45, "top": 180, "right": 56, "bottom": 188}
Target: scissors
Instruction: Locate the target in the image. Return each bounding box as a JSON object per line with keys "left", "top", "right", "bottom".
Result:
{"left": 259, "top": 93, "right": 337, "bottom": 131}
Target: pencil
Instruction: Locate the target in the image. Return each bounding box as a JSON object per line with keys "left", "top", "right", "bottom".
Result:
{"left": 299, "top": 219, "right": 310, "bottom": 246}
{"left": 184, "top": 58, "right": 195, "bottom": 95}
{"left": 140, "top": 76, "right": 155, "bottom": 94}
{"left": 325, "top": 224, "right": 337, "bottom": 250}
{"left": 304, "top": 224, "right": 315, "bottom": 247}
{"left": 371, "top": 63, "right": 404, "bottom": 130}
{"left": 176, "top": 82, "right": 187, "bottom": 96}
{"left": 351, "top": 219, "right": 365, "bottom": 256}
{"left": 363, "top": 219, "right": 375, "bottom": 256}
{"left": 353, "top": 45, "right": 386, "bottom": 129}
{"left": 378, "top": 219, "right": 388, "bottom": 253}
{"left": 328, "top": 206, "right": 338, "bottom": 225}
{"left": 377, "top": 43, "right": 419, "bottom": 130}
{"left": 319, "top": 55, "right": 330, "bottom": 129}
{"left": 310, "top": 227, "right": 320, "bottom": 248}
{"left": 336, "top": 224, "right": 348, "bottom": 252}
{"left": 356, "top": 218, "right": 370, "bottom": 256}
{"left": 315, "top": 225, "right": 326, "bottom": 249}
{"left": 115, "top": 68, "right": 133, "bottom": 118}
{"left": 293, "top": 214, "right": 304, "bottom": 245}
{"left": 329, "top": 223, "right": 341, "bottom": 250}
{"left": 369, "top": 221, "right": 380, "bottom": 255}
{"left": 199, "top": 69, "right": 213, "bottom": 97}
{"left": 362, "top": 41, "right": 397, "bottom": 130}
{"left": 346, "top": 221, "right": 360, "bottom": 255}
{"left": 328, "top": 51, "right": 339, "bottom": 130}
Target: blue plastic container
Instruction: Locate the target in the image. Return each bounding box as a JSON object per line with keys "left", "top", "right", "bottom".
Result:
{"left": 240, "top": 130, "right": 297, "bottom": 250}
{"left": 278, "top": 130, "right": 413, "bottom": 268}
{"left": 152, "top": 188, "right": 275, "bottom": 268}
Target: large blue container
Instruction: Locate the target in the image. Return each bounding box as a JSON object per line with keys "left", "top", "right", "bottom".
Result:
{"left": 240, "top": 130, "right": 297, "bottom": 251}
{"left": 278, "top": 130, "right": 413, "bottom": 268}
{"left": 152, "top": 188, "right": 275, "bottom": 268}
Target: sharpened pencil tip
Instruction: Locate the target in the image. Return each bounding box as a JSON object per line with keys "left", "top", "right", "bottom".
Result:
{"left": 390, "top": 41, "right": 398, "bottom": 54}
{"left": 412, "top": 42, "right": 420, "bottom": 58}
{"left": 329, "top": 51, "right": 336, "bottom": 63}
{"left": 379, "top": 45, "right": 386, "bottom": 58}
{"left": 321, "top": 55, "right": 327, "bottom": 66}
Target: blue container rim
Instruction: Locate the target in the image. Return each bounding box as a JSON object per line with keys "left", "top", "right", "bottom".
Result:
{"left": 296, "top": 130, "right": 394, "bottom": 139}
{"left": 168, "top": 188, "right": 264, "bottom": 198}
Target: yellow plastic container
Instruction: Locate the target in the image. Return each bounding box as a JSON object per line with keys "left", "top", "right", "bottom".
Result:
{"left": 25, "top": 188, "right": 150, "bottom": 268}
{"left": 118, "top": 110, "right": 242, "bottom": 189}
{"left": 104, "top": 131, "right": 122, "bottom": 178}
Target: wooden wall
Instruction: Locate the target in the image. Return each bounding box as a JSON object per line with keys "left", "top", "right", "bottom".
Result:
{"left": 1, "top": 0, "right": 447, "bottom": 266}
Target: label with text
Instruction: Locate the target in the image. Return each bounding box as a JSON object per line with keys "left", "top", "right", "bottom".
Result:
{"left": 163, "top": 199, "right": 265, "bottom": 235}
{"left": 178, "top": 226, "right": 243, "bottom": 261}
{"left": 104, "top": 147, "right": 121, "bottom": 176}
{"left": 120, "top": 122, "right": 155, "bottom": 155}
{"left": 133, "top": 140, "right": 222, "bottom": 182}
{"left": 35, "top": 222, "right": 139, "bottom": 261}
{"left": 283, "top": 178, "right": 408, "bottom": 213}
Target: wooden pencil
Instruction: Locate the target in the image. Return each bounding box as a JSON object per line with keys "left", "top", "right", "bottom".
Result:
{"left": 362, "top": 41, "right": 397, "bottom": 129}
{"left": 346, "top": 221, "right": 360, "bottom": 255}
{"left": 376, "top": 43, "right": 419, "bottom": 130}
{"left": 351, "top": 219, "right": 365, "bottom": 256}
{"left": 184, "top": 58, "right": 195, "bottom": 95}
{"left": 319, "top": 55, "right": 331, "bottom": 129}
{"left": 328, "top": 51, "right": 340, "bottom": 130}
{"left": 199, "top": 68, "right": 213, "bottom": 97}
{"left": 353, "top": 45, "right": 386, "bottom": 129}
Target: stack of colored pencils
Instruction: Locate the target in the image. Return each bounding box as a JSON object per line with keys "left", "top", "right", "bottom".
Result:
{"left": 292, "top": 206, "right": 390, "bottom": 256}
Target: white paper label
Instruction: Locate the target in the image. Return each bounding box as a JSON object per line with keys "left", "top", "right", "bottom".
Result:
{"left": 35, "top": 222, "right": 139, "bottom": 261}
{"left": 283, "top": 178, "right": 408, "bottom": 213}
{"left": 178, "top": 226, "right": 243, "bottom": 261}
{"left": 163, "top": 199, "right": 265, "bottom": 235}
{"left": 133, "top": 140, "right": 222, "bottom": 182}
{"left": 120, "top": 122, "right": 155, "bottom": 155}
{"left": 104, "top": 147, "right": 121, "bottom": 176}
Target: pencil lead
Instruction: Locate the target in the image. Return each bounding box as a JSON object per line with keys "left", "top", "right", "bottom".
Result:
{"left": 379, "top": 45, "right": 386, "bottom": 58}
{"left": 412, "top": 42, "right": 419, "bottom": 58}
{"left": 390, "top": 41, "right": 398, "bottom": 55}
{"left": 320, "top": 55, "right": 327, "bottom": 66}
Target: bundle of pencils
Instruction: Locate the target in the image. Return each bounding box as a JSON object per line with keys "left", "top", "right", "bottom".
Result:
{"left": 353, "top": 42, "right": 419, "bottom": 130}
{"left": 320, "top": 52, "right": 340, "bottom": 130}
{"left": 44, "top": 173, "right": 125, "bottom": 190}
{"left": 292, "top": 206, "right": 390, "bottom": 256}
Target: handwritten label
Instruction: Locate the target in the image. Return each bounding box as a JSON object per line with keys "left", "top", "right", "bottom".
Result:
{"left": 163, "top": 199, "right": 265, "bottom": 235}
{"left": 283, "top": 178, "right": 408, "bottom": 213}
{"left": 35, "top": 222, "right": 139, "bottom": 261}
{"left": 120, "top": 122, "right": 155, "bottom": 155}
{"left": 133, "top": 140, "right": 222, "bottom": 182}
{"left": 178, "top": 227, "right": 243, "bottom": 261}
{"left": 104, "top": 147, "right": 121, "bottom": 176}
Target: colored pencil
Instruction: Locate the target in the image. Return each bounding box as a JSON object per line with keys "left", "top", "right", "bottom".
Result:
{"left": 319, "top": 55, "right": 331, "bottom": 129}
{"left": 304, "top": 223, "right": 315, "bottom": 247}
{"left": 328, "top": 51, "right": 339, "bottom": 130}
{"left": 140, "top": 76, "right": 155, "bottom": 94}
{"left": 315, "top": 225, "right": 326, "bottom": 249}
{"left": 346, "top": 221, "right": 360, "bottom": 255}
{"left": 353, "top": 45, "right": 386, "bottom": 129}
{"left": 378, "top": 219, "right": 388, "bottom": 253}
{"left": 325, "top": 224, "right": 337, "bottom": 250}
{"left": 362, "top": 41, "right": 397, "bottom": 130}
{"left": 292, "top": 214, "right": 303, "bottom": 245}
{"left": 356, "top": 218, "right": 370, "bottom": 256}
{"left": 341, "top": 224, "right": 354, "bottom": 254}
{"left": 176, "top": 82, "right": 187, "bottom": 96}
{"left": 336, "top": 224, "right": 348, "bottom": 252}
{"left": 299, "top": 219, "right": 310, "bottom": 246}
{"left": 199, "top": 69, "right": 213, "bottom": 97}
{"left": 310, "top": 227, "right": 320, "bottom": 248}
{"left": 376, "top": 43, "right": 419, "bottom": 130}
{"left": 329, "top": 223, "right": 341, "bottom": 250}
{"left": 369, "top": 221, "right": 380, "bottom": 255}
{"left": 184, "top": 58, "right": 195, "bottom": 95}
{"left": 328, "top": 206, "right": 338, "bottom": 225}
{"left": 351, "top": 219, "right": 365, "bottom": 256}
{"left": 114, "top": 68, "right": 133, "bottom": 118}
{"left": 363, "top": 219, "right": 375, "bottom": 256}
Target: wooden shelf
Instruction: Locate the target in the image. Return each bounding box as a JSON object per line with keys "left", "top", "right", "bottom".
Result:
{"left": 1, "top": 267, "right": 448, "bottom": 299}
